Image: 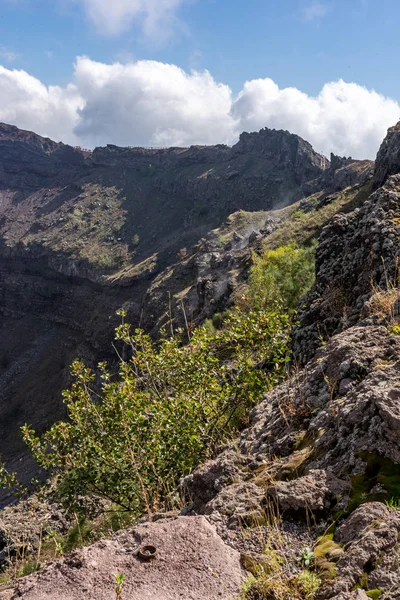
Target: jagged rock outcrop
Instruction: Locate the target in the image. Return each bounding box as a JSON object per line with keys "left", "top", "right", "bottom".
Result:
{"left": 293, "top": 174, "right": 400, "bottom": 363}
{"left": 266, "top": 470, "right": 350, "bottom": 513}
{"left": 374, "top": 121, "right": 400, "bottom": 189}
{"left": 294, "top": 122, "right": 400, "bottom": 364}
{"left": 231, "top": 128, "right": 325, "bottom": 185}
{"left": 323, "top": 153, "right": 373, "bottom": 190}
{"left": 185, "top": 324, "right": 400, "bottom": 509}
{"left": 243, "top": 324, "right": 400, "bottom": 471}
{"left": 142, "top": 214, "right": 282, "bottom": 334}
{"left": 304, "top": 152, "right": 373, "bottom": 195}
{"left": 182, "top": 323, "right": 400, "bottom": 598}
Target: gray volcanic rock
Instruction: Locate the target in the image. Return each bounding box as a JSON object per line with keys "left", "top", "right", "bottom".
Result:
{"left": 186, "top": 324, "right": 400, "bottom": 519}
{"left": 374, "top": 120, "right": 400, "bottom": 189}
{"left": 267, "top": 470, "right": 350, "bottom": 513}
{"left": 333, "top": 592, "right": 370, "bottom": 600}
{"left": 181, "top": 323, "right": 400, "bottom": 598}
{"left": 241, "top": 324, "right": 400, "bottom": 471}
{"left": 293, "top": 174, "right": 400, "bottom": 363}
{"left": 180, "top": 449, "right": 246, "bottom": 509}
{"left": 317, "top": 503, "right": 400, "bottom": 599}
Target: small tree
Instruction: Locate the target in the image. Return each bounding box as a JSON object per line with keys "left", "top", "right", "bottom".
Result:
{"left": 16, "top": 306, "right": 290, "bottom": 516}
{"left": 248, "top": 244, "right": 315, "bottom": 312}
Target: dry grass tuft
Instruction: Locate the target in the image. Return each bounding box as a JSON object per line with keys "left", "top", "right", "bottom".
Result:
{"left": 365, "top": 287, "right": 399, "bottom": 319}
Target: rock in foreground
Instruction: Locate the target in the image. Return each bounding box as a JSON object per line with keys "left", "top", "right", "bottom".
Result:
{"left": 0, "top": 516, "right": 246, "bottom": 600}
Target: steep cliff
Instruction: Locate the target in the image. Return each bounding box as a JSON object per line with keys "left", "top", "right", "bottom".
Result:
{"left": 294, "top": 121, "right": 400, "bottom": 363}
{"left": 373, "top": 120, "right": 400, "bottom": 189}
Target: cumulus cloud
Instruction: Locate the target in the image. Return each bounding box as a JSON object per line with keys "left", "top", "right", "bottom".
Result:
{"left": 73, "top": 57, "right": 234, "bottom": 147}
{"left": 0, "top": 56, "right": 399, "bottom": 159}
{"left": 0, "top": 65, "right": 82, "bottom": 143}
{"left": 231, "top": 78, "right": 400, "bottom": 157}
{"left": 78, "top": 0, "right": 187, "bottom": 38}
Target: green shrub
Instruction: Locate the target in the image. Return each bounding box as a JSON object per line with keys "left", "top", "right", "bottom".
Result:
{"left": 15, "top": 306, "right": 290, "bottom": 516}
{"left": 292, "top": 209, "right": 306, "bottom": 220}
{"left": 248, "top": 244, "right": 315, "bottom": 312}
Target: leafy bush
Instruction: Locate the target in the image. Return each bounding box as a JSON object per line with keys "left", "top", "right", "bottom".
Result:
{"left": 248, "top": 244, "right": 315, "bottom": 312}
{"left": 17, "top": 306, "right": 290, "bottom": 516}
{"left": 291, "top": 209, "right": 306, "bottom": 220}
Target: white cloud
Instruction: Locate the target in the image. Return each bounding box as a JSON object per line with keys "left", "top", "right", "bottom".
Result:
{"left": 78, "top": 0, "right": 187, "bottom": 38}
{"left": 0, "top": 65, "right": 82, "bottom": 144}
{"left": 73, "top": 57, "right": 234, "bottom": 147}
{"left": 301, "top": 1, "right": 330, "bottom": 21}
{"left": 0, "top": 57, "right": 399, "bottom": 159}
{"left": 231, "top": 77, "right": 400, "bottom": 158}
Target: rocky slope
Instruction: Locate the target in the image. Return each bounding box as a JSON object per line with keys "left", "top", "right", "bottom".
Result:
{"left": 294, "top": 173, "right": 400, "bottom": 363}
{"left": 0, "top": 122, "right": 373, "bottom": 476}
{"left": 373, "top": 121, "right": 400, "bottom": 189}
{"left": 177, "top": 318, "right": 400, "bottom": 598}
{"left": 0, "top": 123, "right": 400, "bottom": 600}
{"left": 176, "top": 122, "right": 400, "bottom": 599}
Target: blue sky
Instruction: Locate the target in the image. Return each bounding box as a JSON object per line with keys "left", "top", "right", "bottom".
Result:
{"left": 1, "top": 0, "right": 398, "bottom": 96}
{"left": 0, "top": 0, "right": 399, "bottom": 157}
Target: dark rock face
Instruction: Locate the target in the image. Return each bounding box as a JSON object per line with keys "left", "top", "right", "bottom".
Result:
{"left": 304, "top": 152, "right": 373, "bottom": 196}
{"left": 293, "top": 122, "right": 400, "bottom": 363}
{"left": 0, "top": 121, "right": 329, "bottom": 277}
{"left": 323, "top": 152, "right": 373, "bottom": 190}
{"left": 231, "top": 128, "right": 325, "bottom": 186}
{"left": 293, "top": 174, "right": 400, "bottom": 363}
{"left": 0, "top": 243, "right": 146, "bottom": 472}
{"left": 0, "top": 123, "right": 85, "bottom": 190}
{"left": 374, "top": 120, "right": 400, "bottom": 189}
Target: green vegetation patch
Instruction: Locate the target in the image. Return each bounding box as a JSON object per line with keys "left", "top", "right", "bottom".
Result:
{"left": 263, "top": 181, "right": 373, "bottom": 250}
{"left": 23, "top": 183, "right": 131, "bottom": 270}
{"left": 349, "top": 451, "right": 400, "bottom": 512}
{"left": 240, "top": 569, "right": 321, "bottom": 600}
{"left": 366, "top": 591, "right": 384, "bottom": 599}
{"left": 247, "top": 243, "right": 316, "bottom": 312}
{"left": 313, "top": 534, "right": 341, "bottom": 559}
